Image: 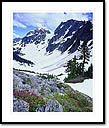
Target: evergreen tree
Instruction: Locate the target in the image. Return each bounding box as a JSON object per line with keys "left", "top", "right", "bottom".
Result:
{"left": 65, "top": 55, "right": 78, "bottom": 74}
{"left": 89, "top": 63, "right": 93, "bottom": 78}
{"left": 87, "top": 63, "right": 93, "bottom": 78}
{"left": 78, "top": 41, "right": 92, "bottom": 76}
{"left": 64, "top": 55, "right": 80, "bottom": 82}
{"left": 77, "top": 62, "right": 83, "bottom": 76}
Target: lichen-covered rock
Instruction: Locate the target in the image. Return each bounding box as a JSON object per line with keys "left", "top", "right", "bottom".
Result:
{"left": 29, "top": 76, "right": 40, "bottom": 88}
{"left": 49, "top": 86, "right": 60, "bottom": 93}
{"left": 45, "top": 100, "right": 63, "bottom": 112}
{"left": 13, "top": 70, "right": 30, "bottom": 80}
{"left": 13, "top": 73, "right": 31, "bottom": 91}
{"left": 35, "top": 104, "right": 45, "bottom": 112}
{"left": 13, "top": 69, "right": 93, "bottom": 112}
{"left": 13, "top": 98, "right": 29, "bottom": 112}
{"left": 48, "top": 80, "right": 56, "bottom": 85}
{"left": 18, "top": 83, "right": 31, "bottom": 91}
{"left": 35, "top": 84, "right": 43, "bottom": 91}
{"left": 13, "top": 74, "right": 22, "bottom": 91}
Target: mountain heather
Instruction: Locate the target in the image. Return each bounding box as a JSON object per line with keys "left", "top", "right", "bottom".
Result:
{"left": 13, "top": 69, "right": 93, "bottom": 112}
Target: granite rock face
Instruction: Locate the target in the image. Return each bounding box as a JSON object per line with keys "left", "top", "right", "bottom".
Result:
{"left": 13, "top": 74, "right": 31, "bottom": 91}
{"left": 13, "top": 69, "right": 93, "bottom": 112}
{"left": 13, "top": 98, "right": 29, "bottom": 112}
{"left": 35, "top": 104, "right": 45, "bottom": 112}
{"left": 45, "top": 100, "right": 63, "bottom": 112}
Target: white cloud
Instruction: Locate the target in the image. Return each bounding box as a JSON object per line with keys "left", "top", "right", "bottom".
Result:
{"left": 13, "top": 13, "right": 90, "bottom": 31}
{"left": 13, "top": 32, "right": 20, "bottom": 38}
{"left": 36, "top": 23, "right": 44, "bottom": 28}
{"left": 13, "top": 20, "right": 27, "bottom": 29}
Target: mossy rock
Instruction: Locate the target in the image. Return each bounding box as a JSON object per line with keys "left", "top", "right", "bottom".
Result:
{"left": 22, "top": 78, "right": 32, "bottom": 85}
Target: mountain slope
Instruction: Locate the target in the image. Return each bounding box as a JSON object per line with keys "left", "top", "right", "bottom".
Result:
{"left": 13, "top": 19, "right": 93, "bottom": 80}
{"left": 13, "top": 69, "right": 93, "bottom": 112}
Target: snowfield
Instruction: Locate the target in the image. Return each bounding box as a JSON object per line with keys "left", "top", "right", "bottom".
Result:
{"left": 13, "top": 32, "right": 79, "bottom": 78}
{"left": 67, "top": 79, "right": 93, "bottom": 98}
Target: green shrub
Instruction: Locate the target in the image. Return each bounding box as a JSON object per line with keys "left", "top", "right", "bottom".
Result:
{"left": 13, "top": 90, "right": 45, "bottom": 112}
{"left": 78, "top": 98, "right": 89, "bottom": 107}
{"left": 37, "top": 73, "right": 59, "bottom": 80}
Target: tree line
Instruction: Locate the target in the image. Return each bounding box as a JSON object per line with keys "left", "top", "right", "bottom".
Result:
{"left": 64, "top": 41, "right": 93, "bottom": 83}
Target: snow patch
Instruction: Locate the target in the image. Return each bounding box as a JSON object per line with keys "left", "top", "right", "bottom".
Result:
{"left": 67, "top": 79, "right": 93, "bottom": 98}
{"left": 72, "top": 31, "right": 76, "bottom": 34}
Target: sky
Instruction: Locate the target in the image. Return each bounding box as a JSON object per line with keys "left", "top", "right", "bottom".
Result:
{"left": 13, "top": 12, "right": 93, "bottom": 39}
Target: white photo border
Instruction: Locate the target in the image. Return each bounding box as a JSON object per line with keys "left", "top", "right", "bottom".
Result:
{"left": 2, "top": 1, "right": 105, "bottom": 124}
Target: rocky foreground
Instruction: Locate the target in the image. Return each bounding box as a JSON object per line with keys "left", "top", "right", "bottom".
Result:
{"left": 13, "top": 69, "right": 93, "bottom": 112}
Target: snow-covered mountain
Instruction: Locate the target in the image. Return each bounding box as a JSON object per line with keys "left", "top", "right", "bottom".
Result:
{"left": 13, "top": 19, "right": 93, "bottom": 81}
{"left": 47, "top": 20, "right": 92, "bottom": 54}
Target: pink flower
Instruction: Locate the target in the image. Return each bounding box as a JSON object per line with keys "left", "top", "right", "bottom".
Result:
{"left": 29, "top": 101, "right": 34, "bottom": 106}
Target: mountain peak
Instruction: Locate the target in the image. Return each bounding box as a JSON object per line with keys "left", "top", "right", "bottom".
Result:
{"left": 37, "top": 27, "right": 44, "bottom": 31}
{"left": 46, "top": 19, "right": 92, "bottom": 54}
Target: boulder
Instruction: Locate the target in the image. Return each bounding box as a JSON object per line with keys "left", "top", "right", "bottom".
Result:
{"left": 14, "top": 70, "right": 29, "bottom": 80}
{"left": 30, "top": 76, "right": 42, "bottom": 87}
{"left": 13, "top": 74, "right": 22, "bottom": 91}
{"left": 13, "top": 74, "right": 31, "bottom": 91}
{"left": 18, "top": 83, "right": 31, "bottom": 91}
{"left": 35, "top": 84, "right": 43, "bottom": 91}
{"left": 50, "top": 86, "right": 60, "bottom": 93}
{"left": 45, "top": 100, "right": 63, "bottom": 112}
{"left": 68, "top": 77, "right": 85, "bottom": 83}
{"left": 48, "top": 80, "right": 56, "bottom": 85}
{"left": 35, "top": 104, "right": 45, "bottom": 112}
{"left": 13, "top": 98, "right": 29, "bottom": 112}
